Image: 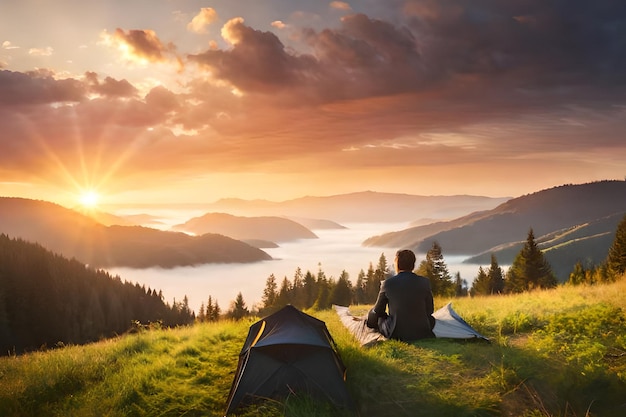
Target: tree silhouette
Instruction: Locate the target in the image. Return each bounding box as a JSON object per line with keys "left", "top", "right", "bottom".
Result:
{"left": 606, "top": 213, "right": 626, "bottom": 279}
{"left": 506, "top": 228, "right": 557, "bottom": 292}
{"left": 417, "top": 241, "right": 454, "bottom": 296}
{"left": 330, "top": 270, "right": 353, "bottom": 306}
{"left": 228, "top": 292, "right": 249, "bottom": 320}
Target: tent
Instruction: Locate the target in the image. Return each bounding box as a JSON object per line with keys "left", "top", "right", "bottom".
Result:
{"left": 334, "top": 303, "right": 488, "bottom": 346}
{"left": 224, "top": 305, "right": 355, "bottom": 415}
{"left": 432, "top": 302, "right": 488, "bottom": 340}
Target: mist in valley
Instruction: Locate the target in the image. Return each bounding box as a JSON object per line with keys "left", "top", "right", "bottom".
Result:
{"left": 107, "top": 219, "right": 486, "bottom": 313}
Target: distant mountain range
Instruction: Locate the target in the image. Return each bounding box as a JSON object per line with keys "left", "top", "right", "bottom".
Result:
{"left": 3, "top": 181, "right": 622, "bottom": 275}
{"left": 0, "top": 198, "right": 271, "bottom": 268}
{"left": 203, "top": 191, "right": 511, "bottom": 223}
{"left": 363, "top": 180, "right": 626, "bottom": 280}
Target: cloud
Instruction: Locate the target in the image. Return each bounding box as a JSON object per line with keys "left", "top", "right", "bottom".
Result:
{"left": 28, "top": 47, "right": 54, "bottom": 57}
{"left": 271, "top": 20, "right": 287, "bottom": 29}
{"left": 0, "top": 69, "right": 85, "bottom": 106}
{"left": 2, "top": 1, "right": 626, "bottom": 201}
{"left": 107, "top": 28, "right": 176, "bottom": 63}
{"left": 330, "top": 1, "right": 352, "bottom": 11}
{"left": 2, "top": 41, "right": 20, "bottom": 50}
{"left": 84, "top": 72, "right": 138, "bottom": 98}
{"left": 187, "top": 7, "right": 219, "bottom": 34}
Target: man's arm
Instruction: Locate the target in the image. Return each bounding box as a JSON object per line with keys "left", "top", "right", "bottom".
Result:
{"left": 366, "top": 289, "right": 389, "bottom": 329}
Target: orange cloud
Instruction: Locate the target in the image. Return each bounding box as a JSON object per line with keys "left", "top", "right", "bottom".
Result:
{"left": 187, "top": 8, "right": 219, "bottom": 34}
{"left": 110, "top": 28, "right": 175, "bottom": 63}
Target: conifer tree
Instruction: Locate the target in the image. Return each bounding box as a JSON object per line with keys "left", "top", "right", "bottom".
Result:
{"left": 228, "top": 292, "right": 249, "bottom": 320}
{"left": 568, "top": 261, "right": 586, "bottom": 285}
{"left": 261, "top": 274, "right": 278, "bottom": 313}
{"left": 364, "top": 262, "right": 378, "bottom": 302}
{"left": 313, "top": 265, "right": 331, "bottom": 310}
{"left": 276, "top": 276, "right": 292, "bottom": 307}
{"left": 197, "top": 303, "right": 206, "bottom": 322}
{"left": 505, "top": 228, "right": 557, "bottom": 292}
{"left": 487, "top": 254, "right": 505, "bottom": 294}
{"left": 470, "top": 266, "right": 490, "bottom": 296}
{"left": 354, "top": 269, "right": 366, "bottom": 304}
{"left": 291, "top": 267, "right": 305, "bottom": 308}
{"left": 302, "top": 270, "right": 317, "bottom": 309}
{"left": 606, "top": 214, "right": 626, "bottom": 279}
{"left": 330, "top": 270, "right": 353, "bottom": 306}
{"left": 454, "top": 272, "right": 467, "bottom": 297}
{"left": 417, "top": 241, "right": 454, "bottom": 296}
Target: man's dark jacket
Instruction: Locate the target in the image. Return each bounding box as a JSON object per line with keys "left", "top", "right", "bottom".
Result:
{"left": 366, "top": 271, "right": 435, "bottom": 341}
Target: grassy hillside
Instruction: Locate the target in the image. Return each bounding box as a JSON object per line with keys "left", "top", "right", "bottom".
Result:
{"left": 1, "top": 279, "right": 625, "bottom": 417}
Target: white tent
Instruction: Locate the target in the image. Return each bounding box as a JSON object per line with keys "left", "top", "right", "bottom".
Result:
{"left": 334, "top": 303, "right": 488, "bottom": 346}
{"left": 432, "top": 302, "right": 488, "bottom": 341}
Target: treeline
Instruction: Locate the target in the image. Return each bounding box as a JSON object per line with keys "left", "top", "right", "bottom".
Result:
{"left": 0, "top": 234, "right": 194, "bottom": 355}
{"left": 220, "top": 214, "right": 626, "bottom": 320}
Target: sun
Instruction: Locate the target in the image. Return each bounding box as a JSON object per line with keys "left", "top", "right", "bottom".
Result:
{"left": 79, "top": 190, "right": 100, "bottom": 209}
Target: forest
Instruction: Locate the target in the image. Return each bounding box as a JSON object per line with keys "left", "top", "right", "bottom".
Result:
{"left": 2, "top": 212, "right": 625, "bottom": 355}
{"left": 0, "top": 234, "right": 194, "bottom": 355}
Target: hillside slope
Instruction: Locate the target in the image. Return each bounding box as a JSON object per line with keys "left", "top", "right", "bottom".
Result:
{"left": 0, "top": 198, "right": 271, "bottom": 268}
{"left": 364, "top": 181, "right": 626, "bottom": 279}
{"left": 171, "top": 212, "right": 318, "bottom": 242}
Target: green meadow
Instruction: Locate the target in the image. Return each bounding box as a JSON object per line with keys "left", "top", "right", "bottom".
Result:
{"left": 1, "top": 279, "right": 624, "bottom": 417}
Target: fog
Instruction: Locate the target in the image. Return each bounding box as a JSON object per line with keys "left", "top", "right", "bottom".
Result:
{"left": 107, "top": 220, "right": 486, "bottom": 313}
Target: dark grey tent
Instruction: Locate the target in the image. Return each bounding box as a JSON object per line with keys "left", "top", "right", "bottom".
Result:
{"left": 224, "top": 305, "right": 355, "bottom": 415}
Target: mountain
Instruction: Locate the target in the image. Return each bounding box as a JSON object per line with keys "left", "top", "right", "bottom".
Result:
{"left": 0, "top": 198, "right": 271, "bottom": 268}
{"left": 204, "top": 191, "right": 511, "bottom": 223}
{"left": 363, "top": 181, "right": 626, "bottom": 280}
{"left": 171, "top": 213, "right": 319, "bottom": 242}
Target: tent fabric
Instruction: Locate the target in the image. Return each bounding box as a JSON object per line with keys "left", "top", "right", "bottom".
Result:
{"left": 432, "top": 302, "right": 489, "bottom": 340}
{"left": 224, "top": 305, "right": 355, "bottom": 415}
{"left": 334, "top": 303, "right": 488, "bottom": 346}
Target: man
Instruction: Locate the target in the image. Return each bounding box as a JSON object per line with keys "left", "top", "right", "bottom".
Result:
{"left": 366, "top": 249, "right": 435, "bottom": 341}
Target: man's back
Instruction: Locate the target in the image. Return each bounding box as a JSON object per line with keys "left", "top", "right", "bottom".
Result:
{"left": 379, "top": 271, "right": 434, "bottom": 341}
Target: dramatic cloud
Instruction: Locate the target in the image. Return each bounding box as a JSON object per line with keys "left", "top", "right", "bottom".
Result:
{"left": 107, "top": 28, "right": 176, "bottom": 63}
{"left": 187, "top": 8, "right": 219, "bottom": 34}
{"left": 1, "top": 0, "right": 625, "bottom": 204}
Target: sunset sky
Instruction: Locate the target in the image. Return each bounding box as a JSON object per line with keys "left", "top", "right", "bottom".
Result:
{"left": 1, "top": 0, "right": 625, "bottom": 208}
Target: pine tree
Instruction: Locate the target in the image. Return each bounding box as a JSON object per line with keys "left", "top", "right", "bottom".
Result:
{"left": 354, "top": 269, "right": 366, "bottom": 304}
{"left": 330, "top": 270, "right": 353, "bottom": 306}
{"left": 197, "top": 303, "right": 206, "bottom": 322}
{"left": 302, "top": 270, "right": 317, "bottom": 309}
{"left": 291, "top": 267, "right": 305, "bottom": 308}
{"left": 487, "top": 254, "right": 505, "bottom": 294}
{"left": 454, "top": 272, "right": 468, "bottom": 297}
{"left": 470, "top": 266, "right": 490, "bottom": 296}
{"left": 228, "top": 292, "right": 249, "bottom": 320}
{"left": 364, "top": 262, "right": 378, "bottom": 302}
{"left": 505, "top": 228, "right": 557, "bottom": 293}
{"left": 313, "top": 265, "right": 331, "bottom": 310}
{"left": 261, "top": 274, "right": 278, "bottom": 313}
{"left": 417, "top": 241, "right": 454, "bottom": 296}
{"left": 276, "top": 276, "right": 292, "bottom": 307}
{"left": 568, "top": 261, "right": 586, "bottom": 285}
{"left": 606, "top": 214, "right": 626, "bottom": 279}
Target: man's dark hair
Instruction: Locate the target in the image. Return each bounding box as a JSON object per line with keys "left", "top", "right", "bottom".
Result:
{"left": 396, "top": 249, "right": 416, "bottom": 271}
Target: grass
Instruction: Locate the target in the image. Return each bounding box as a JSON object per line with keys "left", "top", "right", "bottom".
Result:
{"left": 1, "top": 279, "right": 625, "bottom": 417}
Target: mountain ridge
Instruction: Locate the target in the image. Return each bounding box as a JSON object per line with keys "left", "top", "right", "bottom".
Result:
{"left": 363, "top": 180, "right": 626, "bottom": 280}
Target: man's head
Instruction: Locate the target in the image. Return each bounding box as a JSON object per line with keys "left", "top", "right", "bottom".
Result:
{"left": 395, "top": 249, "right": 416, "bottom": 272}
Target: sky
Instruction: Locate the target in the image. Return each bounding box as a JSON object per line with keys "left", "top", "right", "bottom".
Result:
{"left": 1, "top": 0, "right": 625, "bottom": 208}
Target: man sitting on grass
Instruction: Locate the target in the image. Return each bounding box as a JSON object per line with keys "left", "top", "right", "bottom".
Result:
{"left": 366, "top": 249, "right": 435, "bottom": 341}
